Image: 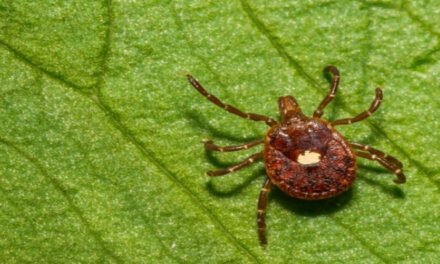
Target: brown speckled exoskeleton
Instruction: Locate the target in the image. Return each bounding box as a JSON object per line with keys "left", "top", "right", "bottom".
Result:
{"left": 187, "top": 66, "right": 406, "bottom": 246}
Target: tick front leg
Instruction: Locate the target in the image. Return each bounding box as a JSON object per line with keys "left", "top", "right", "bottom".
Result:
{"left": 203, "top": 139, "right": 264, "bottom": 152}
{"left": 257, "top": 178, "right": 272, "bottom": 246}
{"left": 207, "top": 152, "right": 263, "bottom": 176}
{"left": 332, "top": 88, "right": 383, "bottom": 126}
{"left": 187, "top": 75, "right": 277, "bottom": 126}
{"left": 351, "top": 143, "right": 406, "bottom": 184}
{"left": 313, "top": 65, "right": 340, "bottom": 118}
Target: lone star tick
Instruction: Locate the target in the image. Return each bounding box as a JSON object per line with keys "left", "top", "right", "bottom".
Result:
{"left": 187, "top": 66, "right": 406, "bottom": 246}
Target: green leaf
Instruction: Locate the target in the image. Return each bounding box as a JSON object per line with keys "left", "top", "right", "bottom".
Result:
{"left": 1, "top": 0, "right": 439, "bottom": 263}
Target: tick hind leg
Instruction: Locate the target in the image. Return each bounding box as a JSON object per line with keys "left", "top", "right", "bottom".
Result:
{"left": 313, "top": 65, "right": 340, "bottom": 118}
{"left": 187, "top": 75, "right": 277, "bottom": 126}
{"left": 257, "top": 178, "right": 272, "bottom": 246}
{"left": 332, "top": 88, "right": 383, "bottom": 126}
{"left": 203, "top": 139, "right": 263, "bottom": 152}
{"left": 351, "top": 143, "right": 406, "bottom": 183}
{"left": 207, "top": 152, "right": 263, "bottom": 176}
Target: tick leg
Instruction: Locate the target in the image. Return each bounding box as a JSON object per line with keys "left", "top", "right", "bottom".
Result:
{"left": 207, "top": 152, "right": 263, "bottom": 176}
{"left": 203, "top": 139, "right": 264, "bottom": 152}
{"left": 352, "top": 143, "right": 406, "bottom": 184}
{"left": 257, "top": 178, "right": 272, "bottom": 246}
{"left": 350, "top": 143, "right": 403, "bottom": 169}
{"left": 331, "top": 88, "right": 383, "bottom": 126}
{"left": 313, "top": 65, "right": 340, "bottom": 118}
{"left": 187, "top": 75, "right": 277, "bottom": 126}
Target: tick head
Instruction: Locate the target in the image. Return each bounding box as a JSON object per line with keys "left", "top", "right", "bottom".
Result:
{"left": 278, "top": 96, "right": 305, "bottom": 122}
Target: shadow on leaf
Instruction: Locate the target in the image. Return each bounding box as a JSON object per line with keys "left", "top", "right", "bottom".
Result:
{"left": 271, "top": 187, "right": 353, "bottom": 217}
{"left": 358, "top": 164, "right": 406, "bottom": 199}
{"left": 205, "top": 149, "right": 239, "bottom": 168}
{"left": 184, "top": 110, "right": 262, "bottom": 143}
{"left": 206, "top": 168, "right": 265, "bottom": 198}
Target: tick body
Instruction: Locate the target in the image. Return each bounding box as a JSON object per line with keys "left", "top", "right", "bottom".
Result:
{"left": 187, "top": 66, "right": 406, "bottom": 246}
{"left": 264, "top": 114, "right": 357, "bottom": 200}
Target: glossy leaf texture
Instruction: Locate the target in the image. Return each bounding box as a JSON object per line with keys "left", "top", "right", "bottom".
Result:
{"left": 0, "top": 1, "right": 439, "bottom": 263}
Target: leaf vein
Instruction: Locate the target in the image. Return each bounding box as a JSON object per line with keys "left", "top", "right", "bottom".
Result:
{"left": 330, "top": 217, "right": 388, "bottom": 263}
{"left": 0, "top": 138, "right": 123, "bottom": 263}
{"left": 91, "top": 1, "right": 260, "bottom": 261}
{"left": 92, "top": 98, "right": 262, "bottom": 263}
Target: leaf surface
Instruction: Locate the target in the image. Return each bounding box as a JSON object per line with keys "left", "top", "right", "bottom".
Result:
{"left": 1, "top": 0, "right": 439, "bottom": 263}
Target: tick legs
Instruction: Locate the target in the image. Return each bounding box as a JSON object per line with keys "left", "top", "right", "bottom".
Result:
{"left": 187, "top": 75, "right": 277, "bottom": 126}
{"left": 203, "top": 139, "right": 264, "bottom": 152}
{"left": 257, "top": 178, "right": 272, "bottom": 246}
{"left": 351, "top": 142, "right": 406, "bottom": 183}
{"left": 313, "top": 65, "right": 340, "bottom": 118}
{"left": 332, "top": 88, "right": 383, "bottom": 126}
{"left": 207, "top": 152, "right": 263, "bottom": 176}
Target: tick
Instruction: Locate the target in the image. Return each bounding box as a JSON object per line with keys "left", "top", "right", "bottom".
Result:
{"left": 187, "top": 66, "right": 406, "bottom": 245}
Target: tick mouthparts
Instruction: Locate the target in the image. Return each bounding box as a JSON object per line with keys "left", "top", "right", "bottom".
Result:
{"left": 278, "top": 96, "right": 300, "bottom": 111}
{"left": 278, "top": 96, "right": 304, "bottom": 121}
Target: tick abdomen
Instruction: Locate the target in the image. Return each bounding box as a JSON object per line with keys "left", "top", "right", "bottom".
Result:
{"left": 264, "top": 118, "right": 357, "bottom": 200}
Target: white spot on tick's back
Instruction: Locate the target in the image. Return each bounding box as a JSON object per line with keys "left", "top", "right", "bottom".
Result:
{"left": 297, "top": 150, "right": 321, "bottom": 165}
{"left": 279, "top": 131, "right": 289, "bottom": 137}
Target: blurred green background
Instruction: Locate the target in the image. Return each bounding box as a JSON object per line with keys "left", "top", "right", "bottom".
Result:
{"left": 0, "top": 1, "right": 439, "bottom": 263}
